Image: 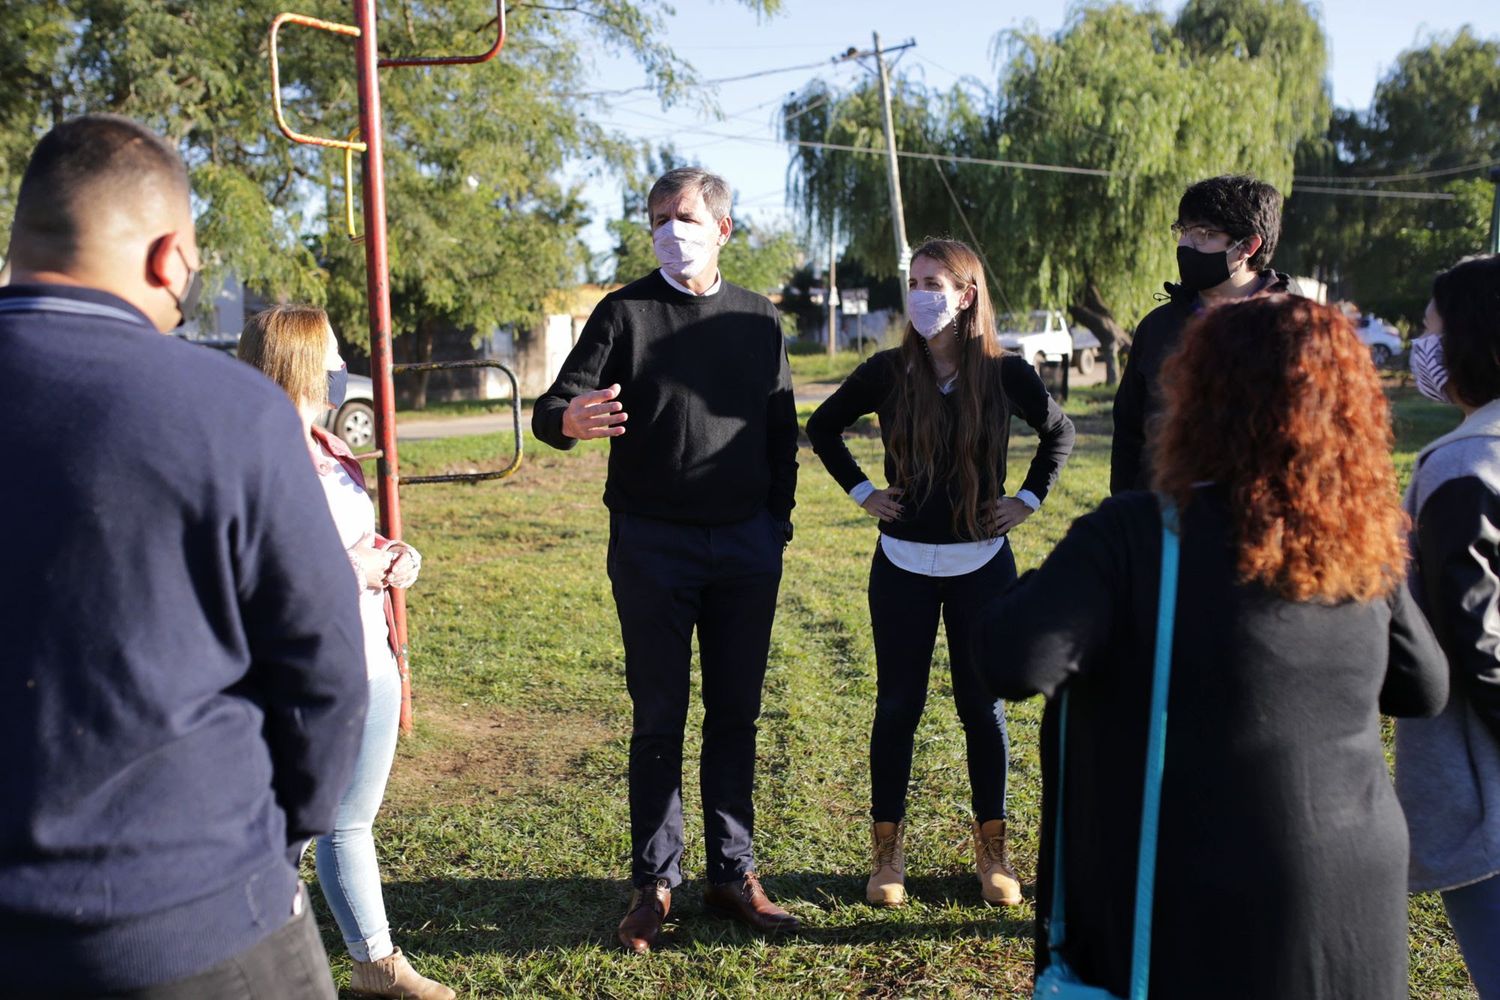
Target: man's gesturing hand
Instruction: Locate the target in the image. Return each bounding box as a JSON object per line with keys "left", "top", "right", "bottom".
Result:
{"left": 562, "top": 383, "right": 628, "bottom": 440}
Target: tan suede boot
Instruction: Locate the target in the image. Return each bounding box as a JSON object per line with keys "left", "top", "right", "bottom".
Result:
{"left": 866, "top": 820, "right": 907, "bottom": 907}
{"left": 973, "top": 819, "right": 1022, "bottom": 906}
{"left": 349, "top": 947, "right": 456, "bottom": 1000}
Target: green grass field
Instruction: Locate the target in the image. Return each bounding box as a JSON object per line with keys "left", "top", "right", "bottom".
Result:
{"left": 309, "top": 383, "right": 1479, "bottom": 998}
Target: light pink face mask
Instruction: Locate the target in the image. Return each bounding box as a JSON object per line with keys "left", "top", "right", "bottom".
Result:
{"left": 907, "top": 288, "right": 959, "bottom": 338}
{"left": 652, "top": 219, "right": 718, "bottom": 280}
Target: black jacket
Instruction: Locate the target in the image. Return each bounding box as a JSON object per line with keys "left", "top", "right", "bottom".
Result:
{"left": 805, "top": 349, "right": 1075, "bottom": 543}
{"left": 1110, "top": 271, "right": 1293, "bottom": 494}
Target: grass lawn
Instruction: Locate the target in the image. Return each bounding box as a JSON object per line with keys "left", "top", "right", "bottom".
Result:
{"left": 312, "top": 383, "right": 1477, "bottom": 998}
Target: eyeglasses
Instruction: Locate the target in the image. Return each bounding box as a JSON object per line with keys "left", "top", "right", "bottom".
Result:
{"left": 1170, "top": 222, "right": 1234, "bottom": 250}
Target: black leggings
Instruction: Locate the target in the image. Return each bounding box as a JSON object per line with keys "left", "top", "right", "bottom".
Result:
{"left": 867, "top": 541, "right": 1015, "bottom": 823}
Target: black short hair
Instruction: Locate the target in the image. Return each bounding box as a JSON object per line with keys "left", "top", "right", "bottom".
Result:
{"left": 11, "top": 114, "right": 189, "bottom": 268}
{"left": 1176, "top": 175, "right": 1283, "bottom": 270}
{"left": 1434, "top": 255, "right": 1500, "bottom": 408}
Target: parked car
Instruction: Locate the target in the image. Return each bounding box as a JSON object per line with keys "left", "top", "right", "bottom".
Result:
{"left": 191, "top": 337, "right": 377, "bottom": 450}
{"left": 1355, "top": 314, "right": 1403, "bottom": 367}
{"left": 996, "top": 310, "right": 1098, "bottom": 374}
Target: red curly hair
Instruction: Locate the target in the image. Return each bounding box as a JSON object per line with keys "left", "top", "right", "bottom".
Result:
{"left": 1152, "top": 295, "right": 1407, "bottom": 603}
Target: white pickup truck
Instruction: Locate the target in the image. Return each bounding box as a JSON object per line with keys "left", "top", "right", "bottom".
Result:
{"left": 996, "top": 310, "right": 1100, "bottom": 374}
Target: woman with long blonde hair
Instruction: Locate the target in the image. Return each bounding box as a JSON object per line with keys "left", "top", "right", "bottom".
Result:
{"left": 239, "top": 306, "right": 452, "bottom": 1000}
{"left": 806, "top": 238, "right": 1075, "bottom": 907}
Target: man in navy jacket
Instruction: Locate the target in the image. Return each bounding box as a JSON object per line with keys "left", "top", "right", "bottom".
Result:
{"left": 0, "top": 116, "right": 367, "bottom": 997}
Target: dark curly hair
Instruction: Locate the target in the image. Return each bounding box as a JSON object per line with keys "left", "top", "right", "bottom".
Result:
{"left": 1433, "top": 255, "right": 1500, "bottom": 409}
{"left": 1152, "top": 295, "right": 1406, "bottom": 602}
{"left": 1176, "top": 175, "right": 1283, "bottom": 271}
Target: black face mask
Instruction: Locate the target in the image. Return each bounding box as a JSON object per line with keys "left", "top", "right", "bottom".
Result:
{"left": 170, "top": 246, "right": 204, "bottom": 329}
{"left": 1175, "top": 244, "right": 1242, "bottom": 294}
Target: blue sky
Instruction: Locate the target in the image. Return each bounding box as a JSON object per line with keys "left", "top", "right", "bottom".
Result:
{"left": 573, "top": 0, "right": 1500, "bottom": 259}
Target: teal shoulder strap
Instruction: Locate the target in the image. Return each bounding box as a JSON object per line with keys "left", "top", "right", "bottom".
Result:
{"left": 1043, "top": 499, "right": 1179, "bottom": 1000}
{"left": 1130, "top": 501, "right": 1178, "bottom": 999}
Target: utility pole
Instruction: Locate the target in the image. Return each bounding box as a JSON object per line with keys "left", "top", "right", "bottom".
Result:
{"left": 1488, "top": 165, "right": 1500, "bottom": 256}
{"left": 873, "top": 32, "right": 911, "bottom": 301}
{"left": 827, "top": 232, "right": 838, "bottom": 358}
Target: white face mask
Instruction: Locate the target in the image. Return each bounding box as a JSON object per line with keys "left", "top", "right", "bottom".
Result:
{"left": 908, "top": 288, "right": 959, "bottom": 339}
{"left": 653, "top": 219, "right": 719, "bottom": 281}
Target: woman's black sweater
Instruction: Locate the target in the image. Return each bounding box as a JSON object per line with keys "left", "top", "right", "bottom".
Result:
{"left": 805, "top": 349, "right": 1075, "bottom": 543}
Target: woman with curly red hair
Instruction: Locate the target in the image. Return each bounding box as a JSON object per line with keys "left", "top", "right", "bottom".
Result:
{"left": 975, "top": 295, "right": 1448, "bottom": 999}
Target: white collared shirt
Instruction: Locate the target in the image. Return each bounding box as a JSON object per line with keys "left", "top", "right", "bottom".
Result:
{"left": 659, "top": 267, "right": 722, "bottom": 297}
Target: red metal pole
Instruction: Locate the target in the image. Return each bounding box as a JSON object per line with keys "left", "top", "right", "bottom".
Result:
{"left": 352, "top": 0, "right": 413, "bottom": 734}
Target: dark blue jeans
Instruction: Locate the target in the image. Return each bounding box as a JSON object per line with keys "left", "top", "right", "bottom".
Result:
{"left": 868, "top": 541, "right": 1015, "bottom": 823}
{"left": 608, "top": 509, "right": 784, "bottom": 889}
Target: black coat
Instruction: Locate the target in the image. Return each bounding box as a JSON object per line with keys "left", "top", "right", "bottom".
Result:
{"left": 805, "top": 349, "right": 1075, "bottom": 544}
{"left": 975, "top": 489, "right": 1448, "bottom": 999}
{"left": 1109, "top": 273, "right": 1292, "bottom": 495}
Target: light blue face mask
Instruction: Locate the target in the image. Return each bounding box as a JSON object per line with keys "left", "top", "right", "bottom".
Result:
{"left": 327, "top": 365, "right": 348, "bottom": 408}
{"left": 1409, "top": 333, "right": 1450, "bottom": 404}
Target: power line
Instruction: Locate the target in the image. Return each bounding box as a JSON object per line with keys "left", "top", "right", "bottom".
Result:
{"left": 930, "top": 160, "right": 1013, "bottom": 314}
{"left": 1293, "top": 158, "right": 1500, "bottom": 185}
{"left": 565, "top": 56, "right": 853, "bottom": 99}
{"left": 789, "top": 136, "right": 1116, "bottom": 178}
{"left": 1292, "top": 184, "right": 1457, "bottom": 201}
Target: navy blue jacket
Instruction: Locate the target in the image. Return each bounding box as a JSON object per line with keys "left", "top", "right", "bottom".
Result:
{"left": 0, "top": 285, "right": 368, "bottom": 992}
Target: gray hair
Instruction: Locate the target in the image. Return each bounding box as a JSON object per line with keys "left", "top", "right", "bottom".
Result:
{"left": 647, "top": 167, "right": 732, "bottom": 222}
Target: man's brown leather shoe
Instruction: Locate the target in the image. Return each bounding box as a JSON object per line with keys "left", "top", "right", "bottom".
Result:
{"left": 617, "top": 879, "right": 671, "bottom": 954}
{"left": 703, "top": 872, "right": 800, "bottom": 934}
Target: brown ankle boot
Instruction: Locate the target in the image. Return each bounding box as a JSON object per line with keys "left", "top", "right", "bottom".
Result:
{"left": 973, "top": 819, "right": 1022, "bottom": 906}
{"left": 617, "top": 879, "right": 671, "bottom": 954}
{"left": 348, "top": 947, "right": 456, "bottom": 1000}
{"left": 866, "top": 820, "right": 907, "bottom": 907}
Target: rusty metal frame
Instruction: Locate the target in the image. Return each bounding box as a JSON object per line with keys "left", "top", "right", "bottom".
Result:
{"left": 393, "top": 360, "right": 523, "bottom": 484}
{"left": 379, "top": 2, "right": 506, "bottom": 68}
{"left": 268, "top": 13, "right": 367, "bottom": 152}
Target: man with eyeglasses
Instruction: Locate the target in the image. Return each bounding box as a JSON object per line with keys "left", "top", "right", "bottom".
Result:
{"left": 1110, "top": 174, "right": 1292, "bottom": 494}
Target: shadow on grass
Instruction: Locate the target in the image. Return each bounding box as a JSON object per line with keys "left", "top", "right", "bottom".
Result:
{"left": 368, "top": 873, "right": 1033, "bottom": 957}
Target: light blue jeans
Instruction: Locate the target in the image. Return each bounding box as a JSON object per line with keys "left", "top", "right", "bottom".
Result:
{"left": 1444, "top": 872, "right": 1500, "bottom": 999}
{"left": 315, "top": 664, "right": 401, "bottom": 963}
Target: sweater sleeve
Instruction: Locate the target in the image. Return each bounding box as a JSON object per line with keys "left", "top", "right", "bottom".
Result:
{"left": 805, "top": 354, "right": 894, "bottom": 493}
{"left": 1000, "top": 355, "right": 1075, "bottom": 503}
{"left": 766, "top": 333, "right": 799, "bottom": 522}
{"left": 1379, "top": 578, "right": 1450, "bottom": 718}
{"left": 972, "top": 498, "right": 1128, "bottom": 701}
{"left": 1416, "top": 475, "right": 1500, "bottom": 742}
{"left": 238, "top": 404, "right": 369, "bottom": 852}
{"left": 1110, "top": 340, "right": 1148, "bottom": 495}
{"left": 531, "top": 299, "right": 618, "bottom": 451}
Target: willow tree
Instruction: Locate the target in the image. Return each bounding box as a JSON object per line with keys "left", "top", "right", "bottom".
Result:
{"left": 0, "top": 0, "right": 783, "bottom": 351}
{"left": 783, "top": 0, "right": 1329, "bottom": 326}
{"left": 1280, "top": 28, "right": 1500, "bottom": 324}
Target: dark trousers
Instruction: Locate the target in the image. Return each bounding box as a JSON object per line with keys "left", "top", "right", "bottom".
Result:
{"left": 868, "top": 541, "right": 1015, "bottom": 823}
{"left": 608, "top": 509, "right": 784, "bottom": 888}
{"left": 24, "top": 886, "right": 336, "bottom": 1000}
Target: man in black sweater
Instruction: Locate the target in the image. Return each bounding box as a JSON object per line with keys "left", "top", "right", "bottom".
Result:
{"left": 534, "top": 167, "right": 799, "bottom": 954}
{"left": 0, "top": 116, "right": 367, "bottom": 998}
{"left": 1110, "top": 175, "right": 1292, "bottom": 494}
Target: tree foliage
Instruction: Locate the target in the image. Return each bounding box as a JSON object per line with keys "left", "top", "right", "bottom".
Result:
{"left": 1279, "top": 28, "right": 1500, "bottom": 325}
{"left": 0, "top": 0, "right": 783, "bottom": 349}
{"left": 784, "top": 0, "right": 1329, "bottom": 325}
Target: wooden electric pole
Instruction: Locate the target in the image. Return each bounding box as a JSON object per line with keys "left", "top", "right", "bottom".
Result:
{"left": 873, "top": 32, "right": 911, "bottom": 301}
